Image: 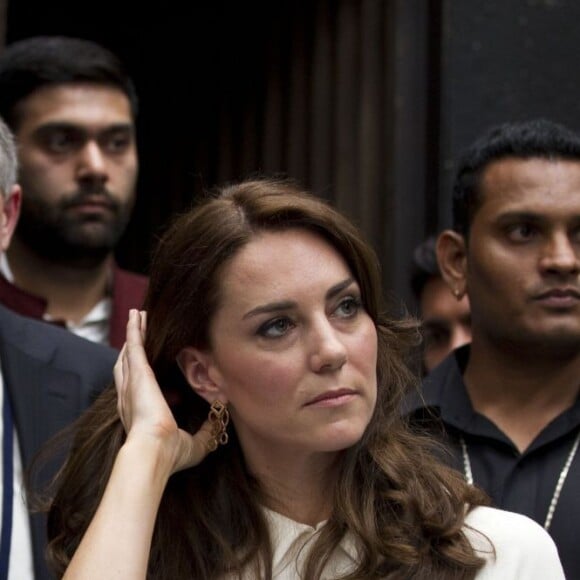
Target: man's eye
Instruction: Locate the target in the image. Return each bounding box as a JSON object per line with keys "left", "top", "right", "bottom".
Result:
{"left": 102, "top": 133, "right": 132, "bottom": 153}
{"left": 257, "top": 317, "right": 294, "bottom": 339}
{"left": 507, "top": 223, "right": 537, "bottom": 242}
{"left": 43, "top": 131, "right": 77, "bottom": 153}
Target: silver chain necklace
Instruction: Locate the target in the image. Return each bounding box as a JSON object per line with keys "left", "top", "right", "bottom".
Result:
{"left": 460, "top": 430, "right": 580, "bottom": 531}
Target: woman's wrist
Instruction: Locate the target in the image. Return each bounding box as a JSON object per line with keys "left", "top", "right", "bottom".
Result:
{"left": 118, "top": 435, "right": 176, "bottom": 487}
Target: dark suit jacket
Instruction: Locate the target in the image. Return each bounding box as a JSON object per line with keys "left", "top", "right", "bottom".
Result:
{"left": 0, "top": 304, "right": 117, "bottom": 580}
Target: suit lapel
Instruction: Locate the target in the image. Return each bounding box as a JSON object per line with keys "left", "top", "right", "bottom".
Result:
{"left": 0, "top": 306, "right": 85, "bottom": 466}
{"left": 0, "top": 340, "right": 82, "bottom": 466}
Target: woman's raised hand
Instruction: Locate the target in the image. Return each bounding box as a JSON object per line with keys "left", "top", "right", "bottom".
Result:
{"left": 114, "top": 309, "right": 215, "bottom": 474}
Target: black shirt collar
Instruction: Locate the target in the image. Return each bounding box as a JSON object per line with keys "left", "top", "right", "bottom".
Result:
{"left": 405, "top": 344, "right": 580, "bottom": 451}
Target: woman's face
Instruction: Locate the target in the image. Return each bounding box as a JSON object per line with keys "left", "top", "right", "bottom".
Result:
{"left": 202, "top": 228, "right": 378, "bottom": 465}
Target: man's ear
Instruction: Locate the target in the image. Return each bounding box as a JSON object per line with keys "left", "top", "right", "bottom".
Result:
{"left": 176, "top": 347, "right": 225, "bottom": 405}
{"left": 436, "top": 230, "right": 468, "bottom": 299}
{"left": 0, "top": 185, "right": 21, "bottom": 252}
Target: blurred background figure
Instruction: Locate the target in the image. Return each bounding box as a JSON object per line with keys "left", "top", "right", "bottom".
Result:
{"left": 410, "top": 235, "right": 471, "bottom": 373}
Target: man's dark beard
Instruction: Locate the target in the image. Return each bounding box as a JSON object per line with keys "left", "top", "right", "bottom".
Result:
{"left": 15, "top": 188, "right": 133, "bottom": 269}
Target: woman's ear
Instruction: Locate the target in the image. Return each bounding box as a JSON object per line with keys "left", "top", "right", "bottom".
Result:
{"left": 436, "top": 230, "right": 468, "bottom": 299}
{"left": 176, "top": 347, "right": 225, "bottom": 405}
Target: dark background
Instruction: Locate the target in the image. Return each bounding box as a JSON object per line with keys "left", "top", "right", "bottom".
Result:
{"left": 438, "top": 0, "right": 580, "bottom": 229}
{"left": 3, "top": 0, "right": 580, "bottom": 311}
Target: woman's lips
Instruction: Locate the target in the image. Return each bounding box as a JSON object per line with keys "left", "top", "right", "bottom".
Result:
{"left": 305, "top": 389, "right": 358, "bottom": 407}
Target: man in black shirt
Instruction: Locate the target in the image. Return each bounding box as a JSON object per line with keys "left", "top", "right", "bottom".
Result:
{"left": 407, "top": 118, "right": 580, "bottom": 578}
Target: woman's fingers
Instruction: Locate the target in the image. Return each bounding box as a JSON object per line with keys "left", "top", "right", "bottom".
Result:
{"left": 125, "top": 309, "right": 145, "bottom": 349}
{"left": 114, "top": 343, "right": 128, "bottom": 430}
{"left": 139, "top": 310, "right": 147, "bottom": 343}
{"left": 114, "top": 310, "right": 164, "bottom": 433}
{"left": 124, "top": 311, "right": 158, "bottom": 389}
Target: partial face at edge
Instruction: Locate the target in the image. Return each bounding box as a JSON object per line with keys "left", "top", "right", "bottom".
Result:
{"left": 194, "top": 229, "right": 378, "bottom": 465}
{"left": 420, "top": 276, "right": 471, "bottom": 372}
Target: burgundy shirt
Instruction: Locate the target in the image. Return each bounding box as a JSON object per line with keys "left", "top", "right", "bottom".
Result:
{"left": 0, "top": 266, "right": 148, "bottom": 349}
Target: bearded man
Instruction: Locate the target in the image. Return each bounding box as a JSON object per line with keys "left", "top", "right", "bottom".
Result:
{"left": 0, "top": 36, "right": 147, "bottom": 348}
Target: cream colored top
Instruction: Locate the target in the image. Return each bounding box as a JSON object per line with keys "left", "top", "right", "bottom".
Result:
{"left": 230, "top": 505, "right": 564, "bottom": 579}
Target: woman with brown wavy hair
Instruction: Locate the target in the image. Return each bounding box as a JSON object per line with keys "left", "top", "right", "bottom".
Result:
{"left": 46, "top": 179, "right": 563, "bottom": 579}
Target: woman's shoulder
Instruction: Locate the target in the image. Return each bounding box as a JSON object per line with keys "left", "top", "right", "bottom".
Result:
{"left": 464, "top": 505, "right": 552, "bottom": 543}
{"left": 463, "top": 506, "right": 565, "bottom": 579}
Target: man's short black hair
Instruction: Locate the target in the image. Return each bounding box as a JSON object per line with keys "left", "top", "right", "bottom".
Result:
{"left": 0, "top": 36, "right": 138, "bottom": 130}
{"left": 410, "top": 235, "right": 440, "bottom": 300}
{"left": 452, "top": 118, "right": 580, "bottom": 236}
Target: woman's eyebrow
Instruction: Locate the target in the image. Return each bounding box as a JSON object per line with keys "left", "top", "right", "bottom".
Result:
{"left": 326, "top": 277, "right": 355, "bottom": 300}
{"left": 242, "top": 278, "right": 355, "bottom": 320}
{"left": 243, "top": 300, "right": 296, "bottom": 320}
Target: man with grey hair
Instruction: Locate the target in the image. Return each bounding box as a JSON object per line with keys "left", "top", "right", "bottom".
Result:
{"left": 0, "top": 116, "right": 116, "bottom": 579}
{"left": 0, "top": 114, "right": 19, "bottom": 245}
{"left": 0, "top": 113, "right": 18, "bottom": 193}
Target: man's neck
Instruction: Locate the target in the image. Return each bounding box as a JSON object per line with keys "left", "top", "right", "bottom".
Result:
{"left": 464, "top": 336, "right": 580, "bottom": 452}
{"left": 6, "top": 239, "right": 113, "bottom": 325}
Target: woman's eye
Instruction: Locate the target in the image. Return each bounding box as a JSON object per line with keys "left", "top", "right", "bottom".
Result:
{"left": 258, "top": 317, "right": 294, "bottom": 338}
{"left": 335, "top": 296, "right": 361, "bottom": 318}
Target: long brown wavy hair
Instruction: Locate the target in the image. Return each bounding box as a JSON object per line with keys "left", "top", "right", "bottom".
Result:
{"left": 45, "top": 179, "right": 488, "bottom": 579}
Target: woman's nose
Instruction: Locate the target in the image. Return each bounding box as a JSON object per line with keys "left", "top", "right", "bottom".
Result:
{"left": 309, "top": 319, "right": 348, "bottom": 373}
